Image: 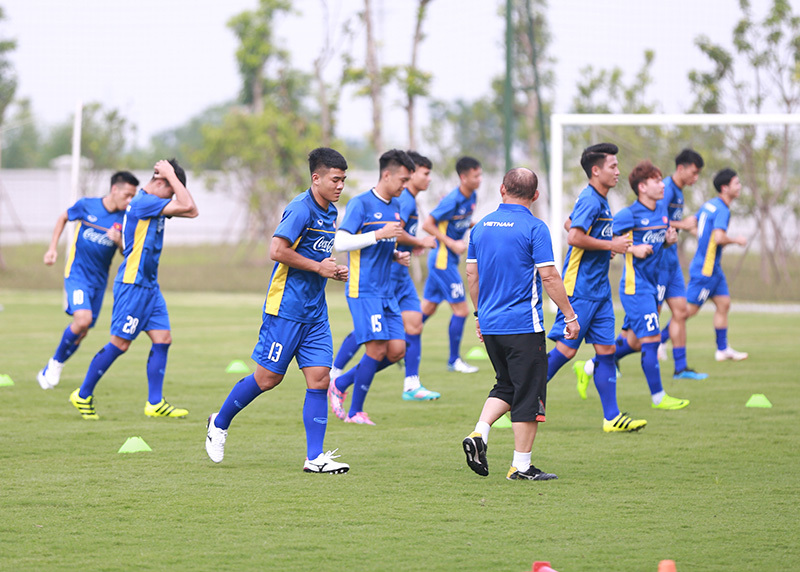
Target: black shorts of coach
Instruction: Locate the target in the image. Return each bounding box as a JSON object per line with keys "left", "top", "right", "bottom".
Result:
{"left": 483, "top": 332, "right": 547, "bottom": 423}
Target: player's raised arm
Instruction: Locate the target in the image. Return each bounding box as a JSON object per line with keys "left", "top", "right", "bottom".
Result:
{"left": 156, "top": 160, "right": 199, "bottom": 218}
{"left": 44, "top": 211, "right": 69, "bottom": 265}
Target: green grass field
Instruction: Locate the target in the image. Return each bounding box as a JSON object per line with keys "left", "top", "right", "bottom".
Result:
{"left": 1, "top": 289, "right": 798, "bottom": 571}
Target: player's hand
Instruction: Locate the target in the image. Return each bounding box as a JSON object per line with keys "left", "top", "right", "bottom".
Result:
{"left": 375, "top": 222, "right": 403, "bottom": 240}
{"left": 684, "top": 215, "right": 698, "bottom": 232}
{"left": 394, "top": 250, "right": 411, "bottom": 267}
{"left": 43, "top": 248, "right": 57, "bottom": 265}
{"left": 630, "top": 244, "right": 653, "bottom": 258}
{"left": 448, "top": 239, "right": 467, "bottom": 255}
{"left": 735, "top": 235, "right": 747, "bottom": 246}
{"left": 332, "top": 264, "right": 348, "bottom": 282}
{"left": 420, "top": 235, "right": 436, "bottom": 249}
{"left": 665, "top": 227, "right": 678, "bottom": 246}
{"left": 564, "top": 318, "right": 580, "bottom": 340}
{"left": 153, "top": 160, "right": 175, "bottom": 180}
{"left": 318, "top": 256, "right": 339, "bottom": 279}
{"left": 475, "top": 318, "right": 483, "bottom": 343}
{"left": 610, "top": 235, "right": 632, "bottom": 254}
{"left": 106, "top": 227, "right": 122, "bottom": 246}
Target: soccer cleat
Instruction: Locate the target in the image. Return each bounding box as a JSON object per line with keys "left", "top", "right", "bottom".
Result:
{"left": 673, "top": 368, "right": 709, "bottom": 380}
{"left": 506, "top": 465, "right": 558, "bottom": 481}
{"left": 402, "top": 383, "right": 441, "bottom": 401}
{"left": 573, "top": 360, "right": 591, "bottom": 400}
{"left": 328, "top": 378, "right": 348, "bottom": 420}
{"left": 303, "top": 449, "right": 350, "bottom": 474}
{"left": 205, "top": 412, "right": 227, "bottom": 463}
{"left": 344, "top": 411, "right": 375, "bottom": 425}
{"left": 462, "top": 432, "right": 488, "bottom": 476}
{"left": 657, "top": 342, "right": 668, "bottom": 362}
{"left": 603, "top": 412, "right": 647, "bottom": 433}
{"left": 37, "top": 358, "right": 64, "bottom": 390}
{"left": 652, "top": 394, "right": 690, "bottom": 410}
{"left": 448, "top": 358, "right": 478, "bottom": 373}
{"left": 329, "top": 366, "right": 342, "bottom": 381}
{"left": 69, "top": 388, "right": 99, "bottom": 420}
{"left": 715, "top": 346, "right": 748, "bottom": 362}
{"left": 144, "top": 399, "right": 188, "bottom": 418}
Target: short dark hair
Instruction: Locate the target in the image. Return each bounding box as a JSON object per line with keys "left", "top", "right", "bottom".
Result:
{"left": 580, "top": 143, "right": 618, "bottom": 179}
{"left": 502, "top": 168, "right": 539, "bottom": 200}
{"left": 168, "top": 158, "right": 187, "bottom": 187}
{"left": 713, "top": 168, "right": 737, "bottom": 192}
{"left": 456, "top": 156, "right": 481, "bottom": 176}
{"left": 628, "top": 160, "right": 663, "bottom": 196}
{"left": 308, "top": 147, "right": 348, "bottom": 176}
{"left": 110, "top": 171, "right": 139, "bottom": 189}
{"left": 675, "top": 148, "right": 704, "bottom": 169}
{"left": 379, "top": 149, "right": 415, "bottom": 175}
{"left": 406, "top": 150, "right": 432, "bottom": 170}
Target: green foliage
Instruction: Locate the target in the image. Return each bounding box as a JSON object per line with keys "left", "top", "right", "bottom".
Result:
{"left": 2, "top": 98, "right": 40, "bottom": 168}
{"left": 0, "top": 5, "right": 17, "bottom": 128}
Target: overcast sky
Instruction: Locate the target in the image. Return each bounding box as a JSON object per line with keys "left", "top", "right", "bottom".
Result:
{"left": 1, "top": 0, "right": 785, "bottom": 147}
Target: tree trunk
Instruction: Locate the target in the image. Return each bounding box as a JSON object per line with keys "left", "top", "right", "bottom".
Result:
{"left": 364, "top": 0, "right": 383, "bottom": 151}
{"left": 407, "top": 0, "right": 431, "bottom": 150}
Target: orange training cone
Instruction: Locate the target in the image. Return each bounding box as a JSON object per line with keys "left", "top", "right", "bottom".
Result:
{"left": 658, "top": 560, "right": 677, "bottom": 572}
{"left": 532, "top": 562, "right": 558, "bottom": 572}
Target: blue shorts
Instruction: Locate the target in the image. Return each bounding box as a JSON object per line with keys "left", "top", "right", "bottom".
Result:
{"left": 110, "top": 282, "right": 171, "bottom": 340}
{"left": 64, "top": 277, "right": 105, "bottom": 327}
{"left": 657, "top": 260, "right": 687, "bottom": 303}
{"left": 252, "top": 314, "right": 333, "bottom": 375}
{"left": 687, "top": 272, "right": 729, "bottom": 307}
{"left": 423, "top": 263, "right": 466, "bottom": 304}
{"left": 620, "top": 291, "right": 661, "bottom": 340}
{"left": 347, "top": 296, "right": 405, "bottom": 344}
{"left": 548, "top": 296, "right": 616, "bottom": 349}
{"left": 393, "top": 269, "right": 421, "bottom": 313}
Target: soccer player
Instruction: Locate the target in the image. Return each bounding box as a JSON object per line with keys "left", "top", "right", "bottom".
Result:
{"left": 421, "top": 156, "right": 482, "bottom": 373}
{"left": 546, "top": 143, "right": 647, "bottom": 432}
{"left": 462, "top": 167, "right": 578, "bottom": 481}
{"left": 327, "top": 149, "right": 413, "bottom": 425}
{"left": 655, "top": 149, "right": 708, "bottom": 379}
{"left": 69, "top": 159, "right": 197, "bottom": 420}
{"left": 612, "top": 160, "right": 690, "bottom": 410}
{"left": 37, "top": 172, "right": 139, "bottom": 389}
{"left": 205, "top": 148, "right": 350, "bottom": 474}
{"left": 685, "top": 168, "right": 748, "bottom": 361}
{"left": 330, "top": 150, "right": 440, "bottom": 401}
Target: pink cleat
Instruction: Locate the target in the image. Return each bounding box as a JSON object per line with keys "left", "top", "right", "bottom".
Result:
{"left": 328, "top": 378, "right": 347, "bottom": 420}
{"left": 344, "top": 411, "right": 375, "bottom": 425}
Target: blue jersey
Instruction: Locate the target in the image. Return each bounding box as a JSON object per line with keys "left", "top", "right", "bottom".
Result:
{"left": 562, "top": 185, "right": 613, "bottom": 301}
{"left": 116, "top": 190, "right": 171, "bottom": 288}
{"left": 660, "top": 176, "right": 684, "bottom": 267}
{"left": 613, "top": 200, "right": 671, "bottom": 295}
{"left": 340, "top": 189, "right": 401, "bottom": 298}
{"left": 264, "top": 189, "right": 338, "bottom": 323}
{"left": 466, "top": 203, "right": 555, "bottom": 335}
{"left": 690, "top": 197, "right": 730, "bottom": 278}
{"left": 63, "top": 197, "right": 124, "bottom": 288}
{"left": 391, "top": 188, "right": 419, "bottom": 282}
{"left": 427, "top": 186, "right": 477, "bottom": 270}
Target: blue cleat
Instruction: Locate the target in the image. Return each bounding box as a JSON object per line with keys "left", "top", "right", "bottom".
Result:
{"left": 673, "top": 368, "right": 708, "bottom": 380}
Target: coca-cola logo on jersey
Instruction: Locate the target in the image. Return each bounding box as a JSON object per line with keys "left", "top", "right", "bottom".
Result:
{"left": 600, "top": 224, "right": 613, "bottom": 237}
{"left": 313, "top": 236, "right": 334, "bottom": 253}
{"left": 642, "top": 229, "right": 667, "bottom": 244}
{"left": 82, "top": 227, "right": 115, "bottom": 248}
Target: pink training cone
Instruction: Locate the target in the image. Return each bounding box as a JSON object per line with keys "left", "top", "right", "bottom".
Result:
{"left": 658, "top": 560, "right": 677, "bottom": 572}
{"left": 531, "top": 562, "right": 558, "bottom": 572}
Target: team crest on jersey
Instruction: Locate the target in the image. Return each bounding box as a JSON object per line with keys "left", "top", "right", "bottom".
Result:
{"left": 315, "top": 219, "right": 324, "bottom": 226}
{"left": 395, "top": 213, "right": 401, "bottom": 220}
{"left": 662, "top": 216, "right": 668, "bottom": 223}
{"left": 374, "top": 212, "right": 383, "bottom": 219}
{"left": 87, "top": 214, "right": 98, "bottom": 222}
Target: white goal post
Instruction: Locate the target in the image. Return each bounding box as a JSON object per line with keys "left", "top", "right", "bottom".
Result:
{"left": 547, "top": 112, "right": 800, "bottom": 272}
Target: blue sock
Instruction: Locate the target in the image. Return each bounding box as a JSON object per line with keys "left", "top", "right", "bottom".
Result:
{"left": 348, "top": 354, "right": 380, "bottom": 416}
{"left": 335, "top": 366, "right": 357, "bottom": 392}
{"left": 593, "top": 353, "right": 620, "bottom": 420}
{"left": 422, "top": 313, "right": 431, "bottom": 324}
{"left": 546, "top": 348, "right": 571, "bottom": 381}
{"left": 215, "top": 374, "right": 263, "bottom": 430}
{"left": 715, "top": 328, "right": 728, "bottom": 351}
{"left": 641, "top": 342, "right": 663, "bottom": 396}
{"left": 79, "top": 343, "right": 124, "bottom": 399}
{"left": 375, "top": 357, "right": 394, "bottom": 372}
{"left": 448, "top": 315, "right": 466, "bottom": 364}
{"left": 303, "top": 388, "right": 328, "bottom": 460}
{"left": 146, "top": 343, "right": 170, "bottom": 404}
{"left": 333, "top": 332, "right": 360, "bottom": 370}
{"left": 661, "top": 321, "right": 671, "bottom": 344}
{"left": 53, "top": 325, "right": 80, "bottom": 363}
{"left": 63, "top": 339, "right": 81, "bottom": 361}
{"left": 673, "top": 346, "right": 687, "bottom": 373}
{"left": 405, "top": 333, "right": 421, "bottom": 377}
{"left": 615, "top": 336, "right": 636, "bottom": 362}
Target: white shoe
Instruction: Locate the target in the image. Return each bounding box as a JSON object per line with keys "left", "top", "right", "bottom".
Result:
{"left": 448, "top": 358, "right": 478, "bottom": 374}
{"left": 657, "top": 342, "right": 668, "bottom": 362}
{"left": 205, "top": 413, "right": 227, "bottom": 463}
{"left": 715, "top": 346, "right": 748, "bottom": 362}
{"left": 37, "top": 358, "right": 63, "bottom": 389}
{"left": 303, "top": 449, "right": 350, "bottom": 474}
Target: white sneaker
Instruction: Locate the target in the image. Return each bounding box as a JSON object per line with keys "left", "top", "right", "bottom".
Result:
{"left": 303, "top": 449, "right": 350, "bottom": 474}
{"left": 657, "top": 342, "right": 668, "bottom": 362}
{"left": 448, "top": 358, "right": 478, "bottom": 374}
{"left": 37, "top": 358, "right": 63, "bottom": 389}
{"left": 715, "top": 346, "right": 748, "bottom": 362}
{"left": 205, "top": 413, "right": 227, "bottom": 463}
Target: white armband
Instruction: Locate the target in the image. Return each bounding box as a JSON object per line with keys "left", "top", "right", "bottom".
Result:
{"left": 334, "top": 230, "right": 377, "bottom": 252}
